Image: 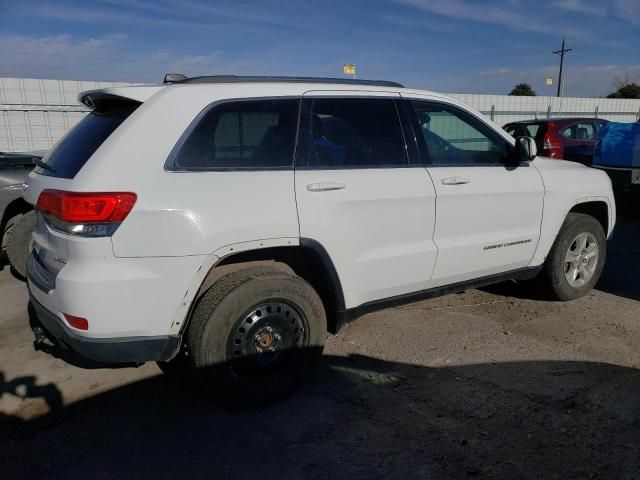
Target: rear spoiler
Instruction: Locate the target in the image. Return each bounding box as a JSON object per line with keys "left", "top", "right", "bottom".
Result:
{"left": 79, "top": 92, "right": 140, "bottom": 111}
{"left": 78, "top": 86, "right": 163, "bottom": 111}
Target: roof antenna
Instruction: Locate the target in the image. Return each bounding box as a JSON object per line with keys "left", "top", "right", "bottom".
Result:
{"left": 164, "top": 74, "right": 188, "bottom": 84}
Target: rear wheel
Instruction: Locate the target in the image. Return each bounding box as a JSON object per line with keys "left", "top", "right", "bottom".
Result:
{"left": 542, "top": 213, "right": 606, "bottom": 301}
{"left": 184, "top": 266, "right": 326, "bottom": 404}
{"left": 4, "top": 211, "right": 36, "bottom": 278}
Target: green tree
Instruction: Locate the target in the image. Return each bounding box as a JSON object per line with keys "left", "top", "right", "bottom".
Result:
{"left": 607, "top": 83, "right": 640, "bottom": 99}
{"left": 509, "top": 83, "right": 537, "bottom": 96}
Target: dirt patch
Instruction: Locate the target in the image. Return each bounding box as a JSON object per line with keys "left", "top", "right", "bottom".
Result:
{"left": 1, "top": 212, "right": 639, "bottom": 479}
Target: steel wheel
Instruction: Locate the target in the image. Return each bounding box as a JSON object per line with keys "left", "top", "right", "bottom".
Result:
{"left": 564, "top": 232, "right": 599, "bottom": 288}
{"left": 226, "top": 301, "right": 309, "bottom": 378}
{"left": 187, "top": 266, "right": 327, "bottom": 403}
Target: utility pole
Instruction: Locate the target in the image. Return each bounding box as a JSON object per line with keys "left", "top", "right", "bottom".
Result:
{"left": 553, "top": 38, "right": 572, "bottom": 97}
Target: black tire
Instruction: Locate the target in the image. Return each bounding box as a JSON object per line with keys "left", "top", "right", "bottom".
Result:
{"left": 542, "top": 213, "right": 606, "bottom": 301}
{"left": 186, "top": 265, "right": 326, "bottom": 404}
{"left": 1, "top": 217, "right": 15, "bottom": 263}
{"left": 4, "top": 211, "right": 36, "bottom": 278}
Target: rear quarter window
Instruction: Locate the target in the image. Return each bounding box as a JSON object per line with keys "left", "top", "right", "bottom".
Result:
{"left": 169, "top": 99, "right": 300, "bottom": 170}
{"left": 35, "top": 106, "right": 137, "bottom": 179}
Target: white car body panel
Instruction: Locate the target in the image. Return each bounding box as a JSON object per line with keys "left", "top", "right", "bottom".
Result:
{"left": 528, "top": 157, "right": 615, "bottom": 266}
{"left": 28, "top": 226, "right": 206, "bottom": 338}
{"left": 424, "top": 164, "right": 544, "bottom": 288}
{"left": 111, "top": 170, "right": 299, "bottom": 258}
{"left": 399, "top": 92, "right": 545, "bottom": 286}
{"left": 296, "top": 167, "right": 438, "bottom": 308}
{"left": 22, "top": 81, "right": 616, "bottom": 348}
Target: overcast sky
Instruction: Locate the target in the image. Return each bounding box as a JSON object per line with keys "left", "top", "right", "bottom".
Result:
{"left": 0, "top": 0, "right": 639, "bottom": 97}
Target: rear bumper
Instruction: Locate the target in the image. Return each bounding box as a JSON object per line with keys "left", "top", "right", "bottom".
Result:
{"left": 29, "top": 292, "right": 180, "bottom": 363}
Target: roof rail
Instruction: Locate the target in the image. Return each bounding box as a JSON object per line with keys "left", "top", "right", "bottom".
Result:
{"left": 162, "top": 74, "right": 404, "bottom": 88}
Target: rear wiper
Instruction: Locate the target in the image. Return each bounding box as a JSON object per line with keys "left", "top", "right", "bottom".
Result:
{"left": 33, "top": 158, "right": 56, "bottom": 173}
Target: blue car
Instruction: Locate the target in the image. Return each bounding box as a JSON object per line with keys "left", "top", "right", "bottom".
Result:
{"left": 592, "top": 121, "right": 640, "bottom": 195}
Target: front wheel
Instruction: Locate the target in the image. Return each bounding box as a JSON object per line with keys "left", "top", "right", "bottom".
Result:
{"left": 186, "top": 266, "right": 327, "bottom": 404}
{"left": 542, "top": 213, "right": 606, "bottom": 301}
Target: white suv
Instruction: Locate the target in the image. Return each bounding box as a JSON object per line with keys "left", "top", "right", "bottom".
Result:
{"left": 24, "top": 75, "right": 615, "bottom": 402}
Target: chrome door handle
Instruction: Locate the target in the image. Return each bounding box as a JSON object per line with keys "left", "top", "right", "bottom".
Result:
{"left": 441, "top": 177, "right": 470, "bottom": 185}
{"left": 306, "top": 182, "right": 346, "bottom": 192}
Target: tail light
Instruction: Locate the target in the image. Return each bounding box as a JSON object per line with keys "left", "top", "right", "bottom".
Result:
{"left": 543, "top": 136, "right": 560, "bottom": 151}
{"left": 36, "top": 189, "right": 137, "bottom": 237}
{"left": 541, "top": 122, "right": 562, "bottom": 158}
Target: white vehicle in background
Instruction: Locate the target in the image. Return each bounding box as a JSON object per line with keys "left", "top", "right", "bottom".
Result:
{"left": 24, "top": 75, "right": 615, "bottom": 403}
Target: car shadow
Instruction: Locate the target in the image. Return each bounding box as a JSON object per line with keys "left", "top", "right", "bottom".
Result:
{"left": 0, "top": 372, "right": 63, "bottom": 412}
{"left": 596, "top": 208, "right": 640, "bottom": 301}
{"left": 1, "top": 354, "right": 639, "bottom": 479}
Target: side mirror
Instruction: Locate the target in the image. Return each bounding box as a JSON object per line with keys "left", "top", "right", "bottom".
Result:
{"left": 513, "top": 136, "right": 537, "bottom": 163}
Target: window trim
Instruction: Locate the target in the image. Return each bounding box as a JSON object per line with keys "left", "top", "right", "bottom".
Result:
{"left": 396, "top": 99, "right": 422, "bottom": 165}
{"left": 295, "top": 96, "right": 413, "bottom": 170}
{"left": 399, "top": 99, "right": 430, "bottom": 165}
{"left": 164, "top": 96, "right": 302, "bottom": 172}
{"left": 404, "top": 99, "right": 519, "bottom": 167}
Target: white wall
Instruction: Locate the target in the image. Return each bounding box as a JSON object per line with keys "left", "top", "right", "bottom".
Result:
{"left": 1, "top": 77, "right": 639, "bottom": 152}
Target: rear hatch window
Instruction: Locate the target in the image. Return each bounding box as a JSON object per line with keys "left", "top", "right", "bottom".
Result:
{"left": 522, "top": 123, "right": 547, "bottom": 140}
{"left": 35, "top": 105, "right": 138, "bottom": 179}
{"left": 505, "top": 123, "right": 547, "bottom": 140}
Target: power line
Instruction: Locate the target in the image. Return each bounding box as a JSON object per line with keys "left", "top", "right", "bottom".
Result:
{"left": 553, "top": 38, "right": 572, "bottom": 98}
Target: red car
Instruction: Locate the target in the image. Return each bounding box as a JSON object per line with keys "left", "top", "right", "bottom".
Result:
{"left": 503, "top": 118, "right": 608, "bottom": 165}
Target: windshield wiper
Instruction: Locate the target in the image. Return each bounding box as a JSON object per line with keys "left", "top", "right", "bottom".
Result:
{"left": 33, "top": 158, "right": 56, "bottom": 173}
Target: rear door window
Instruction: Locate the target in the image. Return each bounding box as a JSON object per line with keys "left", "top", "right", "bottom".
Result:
{"left": 304, "top": 98, "right": 408, "bottom": 168}
{"left": 35, "top": 106, "right": 137, "bottom": 179}
{"left": 170, "top": 99, "right": 299, "bottom": 170}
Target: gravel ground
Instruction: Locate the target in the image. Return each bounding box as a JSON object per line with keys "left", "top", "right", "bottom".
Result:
{"left": 1, "top": 210, "right": 638, "bottom": 479}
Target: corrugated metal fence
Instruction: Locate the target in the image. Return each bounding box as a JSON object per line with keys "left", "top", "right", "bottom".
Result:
{"left": 450, "top": 93, "right": 640, "bottom": 126}
{"left": 1, "top": 77, "right": 640, "bottom": 152}
{"left": 0, "top": 77, "right": 131, "bottom": 152}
